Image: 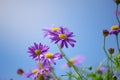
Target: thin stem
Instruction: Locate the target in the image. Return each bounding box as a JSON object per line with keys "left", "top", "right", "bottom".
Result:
{"left": 103, "top": 37, "right": 115, "bottom": 64}
{"left": 103, "top": 37, "right": 114, "bottom": 80}
{"left": 49, "top": 62, "right": 58, "bottom": 79}
{"left": 103, "top": 37, "right": 109, "bottom": 58}
{"left": 38, "top": 55, "right": 40, "bottom": 65}
{"left": 38, "top": 56, "right": 43, "bottom": 68}
{"left": 68, "top": 69, "right": 72, "bottom": 80}
{"left": 57, "top": 44, "right": 83, "bottom": 80}
{"left": 107, "top": 60, "right": 110, "bottom": 80}
{"left": 116, "top": 4, "right": 120, "bottom": 24}
{"left": 110, "top": 54, "right": 113, "bottom": 80}
{"left": 116, "top": 34, "right": 120, "bottom": 53}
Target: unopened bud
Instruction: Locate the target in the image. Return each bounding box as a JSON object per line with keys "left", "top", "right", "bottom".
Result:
{"left": 108, "top": 48, "right": 114, "bottom": 54}
{"left": 88, "top": 66, "right": 92, "bottom": 70}
{"left": 103, "top": 29, "right": 109, "bottom": 37}
{"left": 17, "top": 69, "right": 24, "bottom": 75}
{"left": 114, "top": 0, "right": 120, "bottom": 5}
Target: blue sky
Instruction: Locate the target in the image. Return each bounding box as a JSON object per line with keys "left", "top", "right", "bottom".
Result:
{"left": 0, "top": 0, "right": 119, "bottom": 80}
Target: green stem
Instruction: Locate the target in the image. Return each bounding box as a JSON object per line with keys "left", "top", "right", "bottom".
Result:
{"left": 57, "top": 44, "right": 83, "bottom": 80}
{"left": 107, "top": 60, "right": 110, "bottom": 80}
{"left": 68, "top": 69, "right": 72, "bottom": 80}
{"left": 38, "top": 56, "right": 40, "bottom": 65}
{"left": 116, "top": 34, "right": 120, "bottom": 53}
{"left": 103, "top": 37, "right": 115, "bottom": 64}
{"left": 116, "top": 4, "right": 120, "bottom": 24}
{"left": 38, "top": 56, "right": 43, "bottom": 68}
{"left": 49, "top": 62, "right": 58, "bottom": 79}
{"left": 110, "top": 54, "right": 113, "bottom": 80}
{"left": 103, "top": 37, "right": 109, "bottom": 58}
{"left": 103, "top": 37, "right": 114, "bottom": 80}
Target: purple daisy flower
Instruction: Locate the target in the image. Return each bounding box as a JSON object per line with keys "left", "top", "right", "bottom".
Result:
{"left": 109, "top": 25, "right": 120, "bottom": 35}
{"left": 43, "top": 26, "right": 76, "bottom": 48}
{"left": 34, "top": 67, "right": 51, "bottom": 80}
{"left": 42, "top": 26, "right": 60, "bottom": 37}
{"left": 43, "top": 52, "right": 62, "bottom": 65}
{"left": 28, "top": 42, "right": 49, "bottom": 60}
{"left": 23, "top": 63, "right": 51, "bottom": 80}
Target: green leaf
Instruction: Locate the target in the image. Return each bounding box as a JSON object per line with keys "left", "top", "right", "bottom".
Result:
{"left": 61, "top": 72, "right": 77, "bottom": 79}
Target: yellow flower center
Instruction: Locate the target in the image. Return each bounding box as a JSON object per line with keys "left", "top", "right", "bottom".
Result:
{"left": 35, "top": 50, "right": 41, "bottom": 55}
{"left": 117, "top": 54, "right": 120, "bottom": 59}
{"left": 51, "top": 27, "right": 60, "bottom": 32}
{"left": 45, "top": 53, "right": 53, "bottom": 58}
{"left": 111, "top": 25, "right": 119, "bottom": 30}
{"left": 67, "top": 59, "right": 76, "bottom": 67}
{"left": 37, "top": 74, "right": 44, "bottom": 80}
{"left": 32, "top": 69, "right": 39, "bottom": 74}
{"left": 58, "top": 34, "right": 67, "bottom": 40}
{"left": 69, "top": 59, "right": 76, "bottom": 63}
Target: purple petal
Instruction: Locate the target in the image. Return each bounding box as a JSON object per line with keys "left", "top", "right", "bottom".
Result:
{"left": 54, "top": 39, "right": 60, "bottom": 44}
{"left": 67, "top": 32, "right": 74, "bottom": 37}
{"left": 64, "top": 41, "right": 68, "bottom": 48}
{"left": 60, "top": 27, "right": 64, "bottom": 34}
{"left": 34, "top": 42, "right": 38, "bottom": 49}
{"left": 67, "top": 40, "right": 75, "bottom": 47}
{"left": 23, "top": 72, "right": 33, "bottom": 78}
{"left": 53, "top": 53, "right": 62, "bottom": 60}
{"left": 60, "top": 40, "right": 64, "bottom": 48}
{"left": 51, "top": 59, "right": 56, "bottom": 65}
{"left": 67, "top": 38, "right": 76, "bottom": 42}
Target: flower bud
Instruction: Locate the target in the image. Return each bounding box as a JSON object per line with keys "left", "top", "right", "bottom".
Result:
{"left": 103, "top": 29, "right": 109, "bottom": 37}
{"left": 108, "top": 48, "right": 114, "bottom": 54}
{"left": 17, "top": 69, "right": 24, "bottom": 75}
{"left": 88, "top": 66, "right": 92, "bottom": 70}
{"left": 113, "top": 75, "right": 117, "bottom": 80}
{"left": 114, "top": 0, "right": 120, "bottom": 5}
{"left": 97, "top": 67, "right": 107, "bottom": 74}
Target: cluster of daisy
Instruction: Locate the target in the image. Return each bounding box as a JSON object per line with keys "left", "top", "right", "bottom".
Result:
{"left": 102, "top": 24, "right": 120, "bottom": 79}
{"left": 17, "top": 26, "right": 86, "bottom": 80}
{"left": 100, "top": 0, "right": 120, "bottom": 79}
{"left": 16, "top": 0, "right": 120, "bottom": 80}
{"left": 18, "top": 42, "right": 63, "bottom": 80}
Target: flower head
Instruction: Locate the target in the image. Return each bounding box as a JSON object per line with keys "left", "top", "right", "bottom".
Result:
{"left": 109, "top": 25, "right": 120, "bottom": 35}
{"left": 17, "top": 68, "right": 24, "bottom": 75}
{"left": 23, "top": 63, "right": 51, "bottom": 80}
{"left": 97, "top": 66, "right": 107, "bottom": 74}
{"left": 43, "top": 26, "right": 76, "bottom": 48}
{"left": 44, "top": 52, "right": 62, "bottom": 65}
{"left": 103, "top": 29, "right": 109, "bottom": 37}
{"left": 108, "top": 48, "right": 114, "bottom": 54}
{"left": 62, "top": 56, "right": 85, "bottom": 68}
{"left": 28, "top": 42, "right": 49, "bottom": 60}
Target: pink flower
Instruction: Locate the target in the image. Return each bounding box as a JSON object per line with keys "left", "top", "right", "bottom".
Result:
{"left": 62, "top": 56, "right": 85, "bottom": 68}
{"left": 97, "top": 66, "right": 107, "bottom": 74}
